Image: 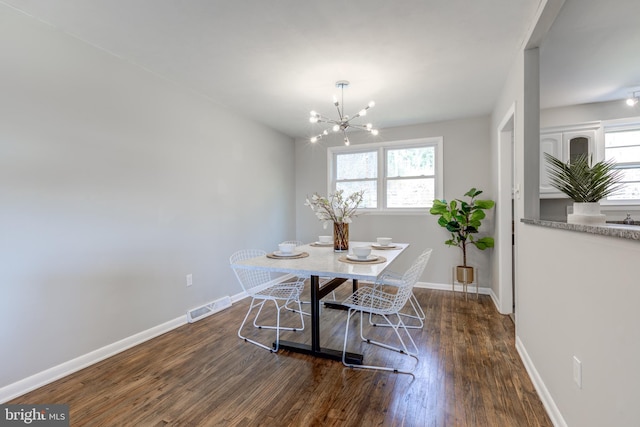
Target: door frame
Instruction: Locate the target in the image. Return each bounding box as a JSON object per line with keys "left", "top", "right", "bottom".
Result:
{"left": 497, "top": 103, "right": 516, "bottom": 315}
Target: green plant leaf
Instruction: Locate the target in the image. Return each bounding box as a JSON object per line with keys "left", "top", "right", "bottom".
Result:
{"left": 437, "top": 216, "right": 449, "bottom": 228}
{"left": 429, "top": 199, "right": 448, "bottom": 215}
{"left": 544, "top": 152, "right": 623, "bottom": 202}
{"left": 464, "top": 188, "right": 481, "bottom": 198}
{"left": 474, "top": 199, "right": 495, "bottom": 209}
{"left": 445, "top": 221, "right": 461, "bottom": 233}
{"left": 444, "top": 240, "right": 456, "bottom": 247}
{"left": 474, "top": 237, "right": 495, "bottom": 250}
{"left": 470, "top": 210, "right": 486, "bottom": 222}
{"left": 465, "top": 225, "right": 479, "bottom": 234}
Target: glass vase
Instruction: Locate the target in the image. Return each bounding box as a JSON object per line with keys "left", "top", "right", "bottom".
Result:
{"left": 333, "top": 222, "right": 349, "bottom": 252}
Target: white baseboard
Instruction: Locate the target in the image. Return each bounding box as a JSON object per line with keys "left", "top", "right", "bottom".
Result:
{"left": 230, "top": 290, "right": 248, "bottom": 303}
{"left": 488, "top": 288, "right": 501, "bottom": 311}
{"left": 414, "top": 280, "right": 492, "bottom": 295}
{"left": 515, "top": 336, "right": 567, "bottom": 427}
{"left": 0, "top": 315, "right": 186, "bottom": 403}
{"left": 414, "top": 281, "right": 506, "bottom": 315}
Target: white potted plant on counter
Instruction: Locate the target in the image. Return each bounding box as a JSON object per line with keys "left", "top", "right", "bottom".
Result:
{"left": 544, "top": 153, "right": 623, "bottom": 225}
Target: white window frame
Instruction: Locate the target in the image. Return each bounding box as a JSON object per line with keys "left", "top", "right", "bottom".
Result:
{"left": 327, "top": 137, "right": 444, "bottom": 214}
{"left": 600, "top": 117, "right": 640, "bottom": 208}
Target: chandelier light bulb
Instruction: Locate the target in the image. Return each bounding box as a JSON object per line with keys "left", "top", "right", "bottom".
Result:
{"left": 626, "top": 97, "right": 638, "bottom": 107}
{"left": 368, "top": 101, "right": 375, "bottom": 108}
{"left": 344, "top": 137, "right": 350, "bottom": 146}
{"left": 358, "top": 109, "right": 367, "bottom": 117}
{"left": 366, "top": 123, "right": 372, "bottom": 130}
{"left": 371, "top": 129, "right": 379, "bottom": 136}
{"left": 310, "top": 136, "right": 318, "bottom": 143}
{"left": 332, "top": 124, "right": 340, "bottom": 132}
{"left": 309, "top": 116, "right": 318, "bottom": 123}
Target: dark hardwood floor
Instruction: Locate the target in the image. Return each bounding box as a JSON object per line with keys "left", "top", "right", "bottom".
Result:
{"left": 10, "top": 286, "right": 551, "bottom": 426}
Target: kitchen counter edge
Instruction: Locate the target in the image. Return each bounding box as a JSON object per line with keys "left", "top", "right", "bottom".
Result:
{"left": 520, "top": 218, "right": 640, "bottom": 241}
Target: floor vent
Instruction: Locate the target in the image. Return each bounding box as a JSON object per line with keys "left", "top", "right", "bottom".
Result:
{"left": 187, "top": 296, "right": 232, "bottom": 323}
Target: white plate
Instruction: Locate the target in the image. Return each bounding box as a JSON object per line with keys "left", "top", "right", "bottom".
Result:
{"left": 346, "top": 254, "right": 378, "bottom": 262}
{"left": 314, "top": 241, "right": 333, "bottom": 246}
{"left": 273, "top": 251, "right": 302, "bottom": 257}
{"left": 371, "top": 244, "right": 397, "bottom": 249}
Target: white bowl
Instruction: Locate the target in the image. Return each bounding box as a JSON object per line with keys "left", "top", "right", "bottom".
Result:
{"left": 376, "top": 237, "right": 393, "bottom": 246}
{"left": 352, "top": 246, "right": 372, "bottom": 259}
{"left": 318, "top": 235, "right": 332, "bottom": 244}
{"left": 278, "top": 243, "right": 296, "bottom": 254}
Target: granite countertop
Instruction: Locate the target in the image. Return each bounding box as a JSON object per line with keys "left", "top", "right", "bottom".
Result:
{"left": 521, "top": 218, "right": 640, "bottom": 241}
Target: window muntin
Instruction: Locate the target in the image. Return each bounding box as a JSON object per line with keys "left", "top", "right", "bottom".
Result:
{"left": 329, "top": 137, "right": 443, "bottom": 212}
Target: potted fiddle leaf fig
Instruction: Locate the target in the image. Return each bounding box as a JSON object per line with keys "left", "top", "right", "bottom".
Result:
{"left": 429, "top": 188, "right": 495, "bottom": 285}
{"left": 544, "top": 152, "right": 623, "bottom": 225}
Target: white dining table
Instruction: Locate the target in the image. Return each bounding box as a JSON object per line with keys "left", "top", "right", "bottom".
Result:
{"left": 230, "top": 241, "right": 409, "bottom": 364}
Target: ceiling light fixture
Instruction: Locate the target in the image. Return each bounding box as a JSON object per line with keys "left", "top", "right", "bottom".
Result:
{"left": 626, "top": 91, "right": 639, "bottom": 107}
{"left": 309, "top": 80, "right": 378, "bottom": 146}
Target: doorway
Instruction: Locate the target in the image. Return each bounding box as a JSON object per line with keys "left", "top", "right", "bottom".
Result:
{"left": 497, "top": 105, "right": 516, "bottom": 316}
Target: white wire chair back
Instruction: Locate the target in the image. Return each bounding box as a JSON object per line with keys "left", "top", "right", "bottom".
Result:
{"left": 230, "top": 249, "right": 273, "bottom": 296}
{"left": 379, "top": 248, "right": 433, "bottom": 313}
{"left": 230, "top": 249, "right": 306, "bottom": 352}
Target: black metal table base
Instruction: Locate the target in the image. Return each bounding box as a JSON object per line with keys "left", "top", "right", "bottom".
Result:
{"left": 323, "top": 301, "right": 349, "bottom": 311}
{"left": 321, "top": 277, "right": 359, "bottom": 311}
{"left": 274, "top": 276, "right": 364, "bottom": 365}
{"left": 276, "top": 340, "right": 363, "bottom": 365}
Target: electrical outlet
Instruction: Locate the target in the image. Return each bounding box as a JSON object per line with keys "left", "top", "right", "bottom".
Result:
{"left": 573, "top": 356, "right": 582, "bottom": 388}
{"left": 186, "top": 274, "right": 193, "bottom": 287}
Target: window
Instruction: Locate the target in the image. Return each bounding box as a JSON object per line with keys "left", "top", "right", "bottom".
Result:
{"left": 604, "top": 125, "right": 640, "bottom": 203}
{"left": 329, "top": 137, "right": 443, "bottom": 212}
{"left": 334, "top": 150, "right": 378, "bottom": 208}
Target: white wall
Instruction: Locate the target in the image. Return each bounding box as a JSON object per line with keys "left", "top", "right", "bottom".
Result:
{"left": 0, "top": 6, "right": 295, "bottom": 391}
{"left": 295, "top": 117, "right": 494, "bottom": 287}
{"left": 517, "top": 225, "right": 640, "bottom": 427}
{"left": 541, "top": 99, "right": 640, "bottom": 128}
{"left": 490, "top": 0, "right": 640, "bottom": 425}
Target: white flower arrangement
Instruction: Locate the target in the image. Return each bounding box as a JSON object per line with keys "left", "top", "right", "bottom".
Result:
{"left": 305, "top": 189, "right": 365, "bottom": 228}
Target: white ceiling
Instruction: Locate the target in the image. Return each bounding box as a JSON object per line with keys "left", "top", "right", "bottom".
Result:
{"left": 540, "top": 0, "right": 640, "bottom": 110}
{"left": 3, "top": 0, "right": 638, "bottom": 139}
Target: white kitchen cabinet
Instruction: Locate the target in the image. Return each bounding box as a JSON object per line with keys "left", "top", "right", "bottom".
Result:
{"left": 540, "top": 132, "right": 563, "bottom": 196}
{"left": 540, "top": 123, "right": 600, "bottom": 198}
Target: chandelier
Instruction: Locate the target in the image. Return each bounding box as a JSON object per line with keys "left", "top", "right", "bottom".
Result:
{"left": 309, "top": 80, "right": 378, "bottom": 145}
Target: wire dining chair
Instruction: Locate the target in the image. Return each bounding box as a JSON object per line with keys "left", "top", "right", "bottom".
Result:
{"left": 366, "top": 271, "right": 427, "bottom": 329}
{"left": 341, "top": 248, "right": 433, "bottom": 374}
{"left": 230, "top": 249, "right": 305, "bottom": 352}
